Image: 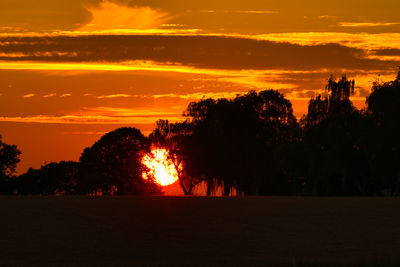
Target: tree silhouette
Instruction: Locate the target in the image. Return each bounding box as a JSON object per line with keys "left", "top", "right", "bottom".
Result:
{"left": 364, "top": 67, "right": 400, "bottom": 195}
{"left": 16, "top": 161, "right": 79, "bottom": 195}
{"left": 0, "top": 135, "right": 21, "bottom": 178}
{"left": 184, "top": 90, "right": 299, "bottom": 195}
{"left": 150, "top": 119, "right": 202, "bottom": 195}
{"left": 0, "top": 135, "right": 21, "bottom": 194}
{"left": 304, "top": 76, "right": 355, "bottom": 129}
{"left": 304, "top": 95, "right": 329, "bottom": 127}
{"left": 301, "top": 76, "right": 370, "bottom": 195}
{"left": 79, "top": 127, "right": 161, "bottom": 195}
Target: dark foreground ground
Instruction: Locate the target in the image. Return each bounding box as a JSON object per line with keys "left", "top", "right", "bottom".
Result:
{"left": 0, "top": 196, "right": 399, "bottom": 266}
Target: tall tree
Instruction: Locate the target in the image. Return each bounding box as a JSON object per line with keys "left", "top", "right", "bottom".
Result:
{"left": 302, "top": 76, "right": 370, "bottom": 196}
{"left": 184, "top": 90, "right": 299, "bottom": 196}
{"left": 150, "top": 119, "right": 202, "bottom": 195}
{"left": 364, "top": 68, "right": 400, "bottom": 195}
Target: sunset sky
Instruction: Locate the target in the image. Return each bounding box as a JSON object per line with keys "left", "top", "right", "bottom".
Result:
{"left": 1, "top": 0, "right": 400, "bottom": 173}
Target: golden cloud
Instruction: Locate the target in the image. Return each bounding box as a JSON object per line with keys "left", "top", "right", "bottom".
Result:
{"left": 23, "top": 94, "right": 36, "bottom": 98}
{"left": 79, "top": 1, "right": 172, "bottom": 31}
{"left": 0, "top": 114, "right": 182, "bottom": 125}
{"left": 339, "top": 22, "right": 400, "bottom": 27}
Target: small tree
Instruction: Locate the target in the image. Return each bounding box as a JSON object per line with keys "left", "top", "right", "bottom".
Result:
{"left": 0, "top": 135, "right": 21, "bottom": 179}
{"left": 0, "top": 135, "right": 21, "bottom": 194}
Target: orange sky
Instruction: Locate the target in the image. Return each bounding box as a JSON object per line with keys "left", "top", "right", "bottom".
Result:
{"left": 0, "top": 0, "right": 399, "bottom": 174}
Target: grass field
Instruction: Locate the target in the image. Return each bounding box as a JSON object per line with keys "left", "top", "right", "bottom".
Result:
{"left": 0, "top": 196, "right": 399, "bottom": 266}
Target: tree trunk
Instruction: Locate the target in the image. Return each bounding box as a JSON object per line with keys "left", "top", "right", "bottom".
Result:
{"left": 223, "top": 181, "right": 230, "bottom": 196}
{"left": 206, "top": 179, "right": 213, "bottom": 196}
{"left": 179, "top": 177, "right": 190, "bottom": 195}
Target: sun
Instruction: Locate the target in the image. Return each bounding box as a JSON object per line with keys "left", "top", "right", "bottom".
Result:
{"left": 142, "top": 148, "right": 179, "bottom": 186}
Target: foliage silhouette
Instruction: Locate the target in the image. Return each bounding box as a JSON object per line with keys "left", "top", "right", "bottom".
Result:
{"left": 364, "top": 68, "right": 400, "bottom": 195}
{"left": 183, "top": 90, "right": 299, "bottom": 195}
{"left": 0, "top": 135, "right": 21, "bottom": 178}
{"left": 78, "top": 127, "right": 161, "bottom": 195}
{"left": 16, "top": 161, "right": 79, "bottom": 195}
{"left": 0, "top": 135, "right": 21, "bottom": 194}
{"left": 150, "top": 119, "right": 202, "bottom": 195}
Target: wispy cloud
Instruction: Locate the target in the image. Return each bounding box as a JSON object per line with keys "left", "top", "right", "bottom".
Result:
{"left": 318, "top": 15, "right": 338, "bottom": 19}
{"left": 232, "top": 10, "right": 279, "bottom": 14}
{"left": 153, "top": 92, "right": 245, "bottom": 99}
{"left": 197, "top": 10, "right": 278, "bottom": 14}
{"left": 60, "top": 93, "right": 71, "bottom": 97}
{"left": 97, "top": 94, "right": 132, "bottom": 99}
{"left": 339, "top": 22, "right": 400, "bottom": 27}
{"left": 251, "top": 32, "right": 400, "bottom": 50}
{"left": 23, "top": 94, "right": 35, "bottom": 98}
{"left": 0, "top": 104, "right": 186, "bottom": 125}
{"left": 61, "top": 131, "right": 107, "bottom": 135}
{"left": 79, "top": 1, "right": 172, "bottom": 31}
{"left": 77, "top": 107, "right": 183, "bottom": 118}
{"left": 0, "top": 115, "right": 182, "bottom": 125}
{"left": 43, "top": 93, "right": 56, "bottom": 98}
{"left": 0, "top": 28, "right": 202, "bottom": 37}
{"left": 160, "top": 24, "right": 187, "bottom": 27}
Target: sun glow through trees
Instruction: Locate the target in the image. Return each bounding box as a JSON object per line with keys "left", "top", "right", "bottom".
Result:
{"left": 142, "top": 148, "right": 179, "bottom": 186}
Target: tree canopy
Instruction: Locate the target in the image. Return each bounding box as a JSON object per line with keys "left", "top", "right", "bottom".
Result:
{"left": 78, "top": 127, "right": 161, "bottom": 195}
{"left": 0, "top": 135, "right": 21, "bottom": 179}
{"left": 0, "top": 135, "right": 21, "bottom": 194}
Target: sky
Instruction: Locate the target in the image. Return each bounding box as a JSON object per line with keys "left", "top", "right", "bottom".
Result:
{"left": 0, "top": 0, "right": 400, "bottom": 174}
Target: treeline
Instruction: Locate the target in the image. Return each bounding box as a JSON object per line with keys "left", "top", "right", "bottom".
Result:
{"left": 1, "top": 69, "right": 400, "bottom": 196}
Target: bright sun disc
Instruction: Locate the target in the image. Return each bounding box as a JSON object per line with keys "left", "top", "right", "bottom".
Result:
{"left": 142, "top": 148, "right": 179, "bottom": 186}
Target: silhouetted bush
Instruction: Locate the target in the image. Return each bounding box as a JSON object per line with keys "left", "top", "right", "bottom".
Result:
{"left": 16, "top": 161, "right": 79, "bottom": 195}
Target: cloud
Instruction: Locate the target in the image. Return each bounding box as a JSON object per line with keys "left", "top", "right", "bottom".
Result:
{"left": 197, "top": 10, "right": 278, "bottom": 14}
{"left": 43, "top": 93, "right": 56, "bottom": 98}
{"left": 79, "top": 1, "right": 171, "bottom": 31}
{"left": 339, "top": 22, "right": 400, "bottom": 27}
{"left": 318, "top": 15, "right": 338, "bottom": 19}
{"left": 60, "top": 93, "right": 71, "bottom": 97}
{"left": 0, "top": 114, "right": 182, "bottom": 125}
{"left": 91, "top": 91, "right": 270, "bottom": 101}
{"left": 0, "top": 35, "right": 398, "bottom": 72}
{"left": 97, "top": 94, "right": 132, "bottom": 99}
{"left": 160, "top": 24, "right": 187, "bottom": 27}
{"left": 0, "top": 104, "right": 185, "bottom": 125}
{"left": 77, "top": 106, "right": 182, "bottom": 118}
{"left": 233, "top": 10, "right": 279, "bottom": 14}
{"left": 61, "top": 131, "right": 107, "bottom": 135}
{"left": 247, "top": 32, "right": 400, "bottom": 51}
{"left": 152, "top": 92, "right": 244, "bottom": 99}
{"left": 23, "top": 94, "right": 36, "bottom": 98}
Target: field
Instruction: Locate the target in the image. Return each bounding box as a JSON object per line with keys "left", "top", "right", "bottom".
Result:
{"left": 0, "top": 196, "right": 399, "bottom": 266}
